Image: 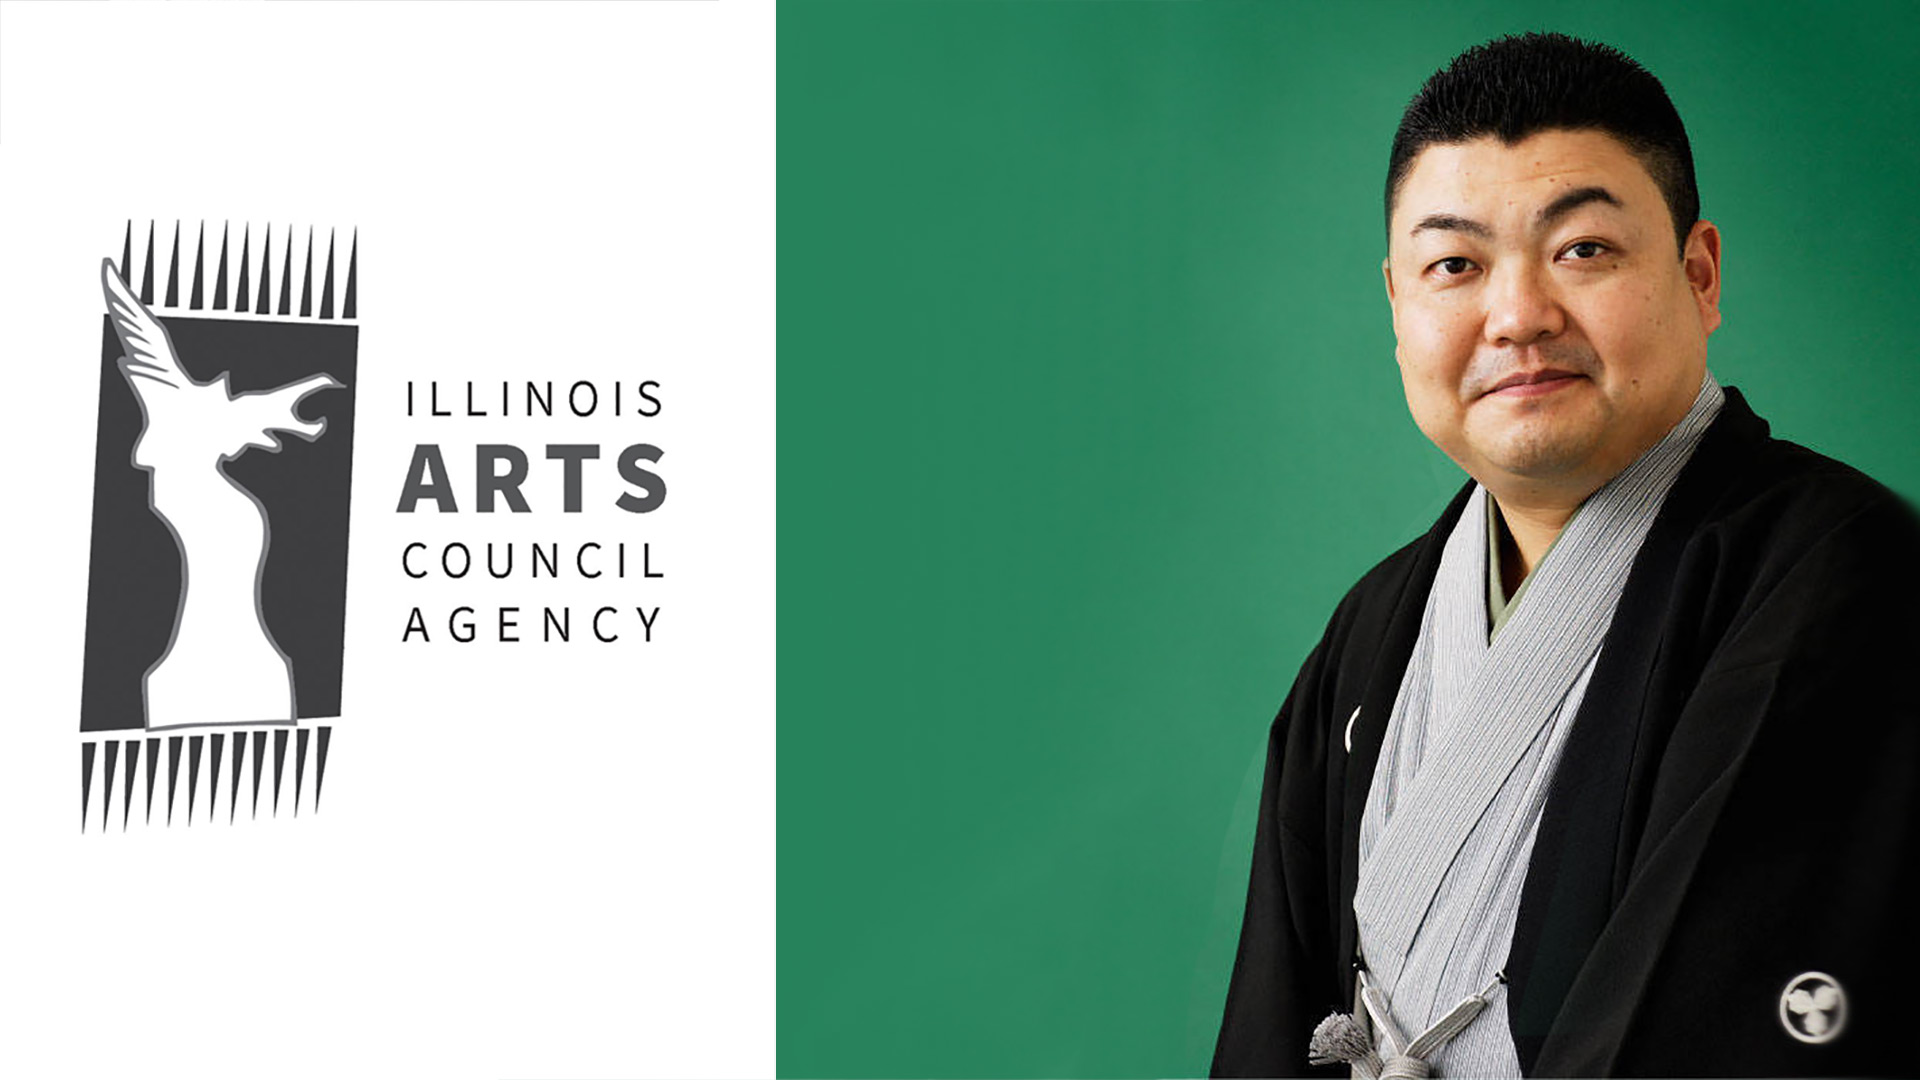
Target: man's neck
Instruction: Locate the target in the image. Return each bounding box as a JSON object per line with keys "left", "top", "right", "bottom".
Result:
{"left": 1490, "top": 493, "right": 1582, "bottom": 596}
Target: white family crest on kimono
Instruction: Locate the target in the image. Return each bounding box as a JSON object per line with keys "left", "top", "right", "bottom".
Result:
{"left": 1779, "top": 972, "right": 1846, "bottom": 1045}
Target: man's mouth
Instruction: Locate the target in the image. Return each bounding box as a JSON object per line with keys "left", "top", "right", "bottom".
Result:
{"left": 1482, "top": 369, "right": 1585, "bottom": 398}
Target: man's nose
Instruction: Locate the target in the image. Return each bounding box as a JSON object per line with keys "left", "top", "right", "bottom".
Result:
{"left": 1481, "top": 262, "right": 1566, "bottom": 346}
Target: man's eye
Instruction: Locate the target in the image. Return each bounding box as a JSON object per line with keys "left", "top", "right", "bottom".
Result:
{"left": 1562, "top": 240, "right": 1608, "bottom": 260}
{"left": 1430, "top": 256, "right": 1476, "bottom": 277}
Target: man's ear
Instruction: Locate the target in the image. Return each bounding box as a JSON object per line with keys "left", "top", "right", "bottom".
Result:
{"left": 1382, "top": 256, "right": 1397, "bottom": 305}
{"left": 1683, "top": 220, "right": 1722, "bottom": 336}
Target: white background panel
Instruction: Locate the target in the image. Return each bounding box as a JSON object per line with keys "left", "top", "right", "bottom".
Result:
{"left": 0, "top": 2, "right": 774, "bottom": 1077}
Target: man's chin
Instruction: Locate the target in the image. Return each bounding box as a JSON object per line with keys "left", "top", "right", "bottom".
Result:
{"left": 1469, "top": 430, "right": 1605, "bottom": 485}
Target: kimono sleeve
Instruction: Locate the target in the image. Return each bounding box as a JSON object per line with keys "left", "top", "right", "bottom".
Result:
{"left": 1211, "top": 637, "right": 1347, "bottom": 1079}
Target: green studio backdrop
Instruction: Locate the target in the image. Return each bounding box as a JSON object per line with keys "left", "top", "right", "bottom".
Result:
{"left": 777, "top": 2, "right": 1920, "bottom": 1076}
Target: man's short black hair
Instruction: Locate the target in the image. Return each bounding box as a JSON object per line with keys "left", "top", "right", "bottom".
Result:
{"left": 1386, "top": 32, "right": 1699, "bottom": 257}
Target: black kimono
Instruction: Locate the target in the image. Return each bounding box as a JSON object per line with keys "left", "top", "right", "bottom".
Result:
{"left": 1212, "top": 387, "right": 1920, "bottom": 1077}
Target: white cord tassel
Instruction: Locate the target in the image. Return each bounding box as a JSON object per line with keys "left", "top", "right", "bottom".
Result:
{"left": 1308, "top": 1010, "right": 1383, "bottom": 1077}
{"left": 1307, "top": 970, "right": 1505, "bottom": 1079}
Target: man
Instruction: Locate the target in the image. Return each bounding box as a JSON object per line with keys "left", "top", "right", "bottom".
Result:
{"left": 1213, "top": 33, "right": 1918, "bottom": 1078}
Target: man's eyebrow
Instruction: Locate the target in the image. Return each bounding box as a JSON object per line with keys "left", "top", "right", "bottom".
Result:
{"left": 1537, "top": 185, "right": 1623, "bottom": 226}
{"left": 1409, "top": 213, "right": 1491, "bottom": 239}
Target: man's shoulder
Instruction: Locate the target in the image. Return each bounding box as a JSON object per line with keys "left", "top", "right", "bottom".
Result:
{"left": 1343, "top": 531, "right": 1434, "bottom": 606}
{"left": 1686, "top": 425, "right": 1918, "bottom": 583}
{"left": 1645, "top": 409, "right": 1919, "bottom": 679}
{"left": 1317, "top": 517, "right": 1452, "bottom": 654}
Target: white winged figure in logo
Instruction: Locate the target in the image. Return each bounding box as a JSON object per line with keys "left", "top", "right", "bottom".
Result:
{"left": 101, "top": 259, "right": 342, "bottom": 730}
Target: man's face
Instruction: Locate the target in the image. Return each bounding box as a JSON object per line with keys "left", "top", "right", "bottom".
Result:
{"left": 1383, "top": 128, "right": 1722, "bottom": 501}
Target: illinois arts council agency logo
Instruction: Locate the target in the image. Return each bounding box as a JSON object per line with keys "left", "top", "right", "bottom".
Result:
{"left": 77, "top": 221, "right": 358, "bottom": 831}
